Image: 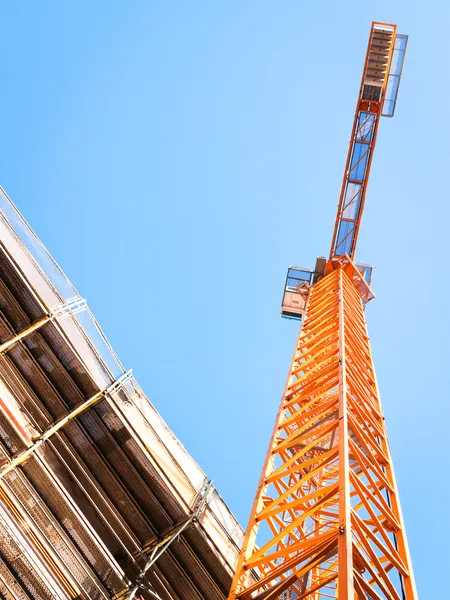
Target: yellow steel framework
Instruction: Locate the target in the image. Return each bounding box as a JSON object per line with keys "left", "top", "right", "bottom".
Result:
{"left": 228, "top": 22, "right": 417, "bottom": 600}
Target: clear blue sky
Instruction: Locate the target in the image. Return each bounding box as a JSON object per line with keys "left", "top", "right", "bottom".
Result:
{"left": 1, "top": 2, "right": 447, "bottom": 596}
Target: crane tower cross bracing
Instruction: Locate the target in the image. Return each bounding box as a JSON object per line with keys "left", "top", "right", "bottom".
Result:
{"left": 228, "top": 22, "right": 417, "bottom": 600}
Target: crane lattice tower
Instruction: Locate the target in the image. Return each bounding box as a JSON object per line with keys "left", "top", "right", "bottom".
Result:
{"left": 228, "top": 22, "right": 418, "bottom": 600}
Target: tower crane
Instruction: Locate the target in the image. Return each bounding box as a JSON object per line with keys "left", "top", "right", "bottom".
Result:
{"left": 228, "top": 22, "right": 417, "bottom": 600}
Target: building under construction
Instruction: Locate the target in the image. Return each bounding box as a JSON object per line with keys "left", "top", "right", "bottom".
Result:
{"left": 0, "top": 20, "right": 417, "bottom": 600}
{"left": 0, "top": 187, "right": 243, "bottom": 599}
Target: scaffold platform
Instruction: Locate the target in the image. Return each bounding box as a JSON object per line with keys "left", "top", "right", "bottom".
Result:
{"left": 0, "top": 188, "right": 243, "bottom": 600}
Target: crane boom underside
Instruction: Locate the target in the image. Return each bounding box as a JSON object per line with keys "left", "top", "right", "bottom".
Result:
{"left": 330, "top": 23, "right": 407, "bottom": 261}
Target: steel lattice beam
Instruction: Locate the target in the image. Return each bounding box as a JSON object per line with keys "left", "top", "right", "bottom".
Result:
{"left": 228, "top": 260, "right": 417, "bottom": 600}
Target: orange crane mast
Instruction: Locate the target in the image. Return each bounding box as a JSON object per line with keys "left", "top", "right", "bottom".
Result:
{"left": 228, "top": 22, "right": 417, "bottom": 600}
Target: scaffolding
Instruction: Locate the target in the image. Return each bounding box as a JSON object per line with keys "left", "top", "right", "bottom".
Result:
{"left": 0, "top": 187, "right": 243, "bottom": 600}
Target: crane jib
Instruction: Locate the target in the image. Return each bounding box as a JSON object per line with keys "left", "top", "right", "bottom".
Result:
{"left": 330, "top": 24, "right": 408, "bottom": 261}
